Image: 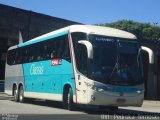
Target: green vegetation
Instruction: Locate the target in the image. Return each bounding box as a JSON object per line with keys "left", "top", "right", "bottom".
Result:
{"left": 98, "top": 20, "right": 160, "bottom": 41}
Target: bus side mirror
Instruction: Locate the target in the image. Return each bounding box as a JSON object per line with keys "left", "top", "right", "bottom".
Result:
{"left": 78, "top": 40, "right": 93, "bottom": 59}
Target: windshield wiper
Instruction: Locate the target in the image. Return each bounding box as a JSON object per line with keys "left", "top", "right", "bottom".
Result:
{"left": 109, "top": 62, "right": 119, "bottom": 79}
{"left": 109, "top": 40, "right": 120, "bottom": 80}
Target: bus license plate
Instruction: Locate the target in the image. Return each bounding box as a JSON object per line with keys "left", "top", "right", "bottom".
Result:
{"left": 116, "top": 98, "right": 126, "bottom": 103}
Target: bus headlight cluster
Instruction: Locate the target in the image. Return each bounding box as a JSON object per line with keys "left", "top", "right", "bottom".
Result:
{"left": 84, "top": 82, "right": 105, "bottom": 92}
{"left": 136, "top": 90, "right": 143, "bottom": 94}
{"left": 91, "top": 85, "right": 105, "bottom": 92}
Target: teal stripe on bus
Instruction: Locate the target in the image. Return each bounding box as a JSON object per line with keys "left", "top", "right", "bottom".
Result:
{"left": 23, "top": 59, "right": 75, "bottom": 94}
{"left": 18, "top": 30, "right": 68, "bottom": 47}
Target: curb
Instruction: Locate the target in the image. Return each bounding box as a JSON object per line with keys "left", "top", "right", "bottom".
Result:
{"left": 0, "top": 97, "right": 14, "bottom": 100}
{"left": 144, "top": 100, "right": 160, "bottom": 104}
{"left": 0, "top": 92, "right": 14, "bottom": 100}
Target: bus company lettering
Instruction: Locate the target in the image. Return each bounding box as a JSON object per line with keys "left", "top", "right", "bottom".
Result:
{"left": 30, "top": 64, "right": 44, "bottom": 75}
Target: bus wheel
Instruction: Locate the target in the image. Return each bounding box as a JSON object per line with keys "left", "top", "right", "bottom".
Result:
{"left": 13, "top": 86, "right": 19, "bottom": 102}
{"left": 63, "top": 87, "right": 75, "bottom": 111}
{"left": 19, "top": 86, "right": 25, "bottom": 103}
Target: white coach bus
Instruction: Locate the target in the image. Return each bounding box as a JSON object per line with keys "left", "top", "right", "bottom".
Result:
{"left": 5, "top": 25, "right": 144, "bottom": 112}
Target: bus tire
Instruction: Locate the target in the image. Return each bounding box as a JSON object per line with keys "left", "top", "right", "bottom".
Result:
{"left": 19, "top": 86, "right": 25, "bottom": 103}
{"left": 13, "top": 86, "right": 19, "bottom": 102}
{"left": 63, "top": 87, "right": 75, "bottom": 111}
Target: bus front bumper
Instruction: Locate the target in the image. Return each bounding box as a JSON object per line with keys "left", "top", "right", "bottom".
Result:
{"left": 87, "top": 90, "right": 144, "bottom": 107}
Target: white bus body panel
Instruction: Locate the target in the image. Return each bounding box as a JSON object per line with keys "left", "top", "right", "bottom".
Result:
{"left": 75, "top": 75, "right": 144, "bottom": 106}
{"left": 5, "top": 63, "right": 24, "bottom": 95}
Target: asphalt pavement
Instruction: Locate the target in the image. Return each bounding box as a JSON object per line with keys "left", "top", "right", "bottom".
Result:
{"left": 0, "top": 93, "right": 160, "bottom": 120}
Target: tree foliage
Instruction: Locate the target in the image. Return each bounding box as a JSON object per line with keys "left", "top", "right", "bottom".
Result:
{"left": 98, "top": 20, "right": 160, "bottom": 41}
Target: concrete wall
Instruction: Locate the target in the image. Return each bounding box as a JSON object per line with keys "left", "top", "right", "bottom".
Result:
{"left": 0, "top": 4, "right": 80, "bottom": 43}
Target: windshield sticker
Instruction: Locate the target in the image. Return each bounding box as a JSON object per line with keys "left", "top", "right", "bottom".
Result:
{"left": 95, "top": 37, "right": 114, "bottom": 42}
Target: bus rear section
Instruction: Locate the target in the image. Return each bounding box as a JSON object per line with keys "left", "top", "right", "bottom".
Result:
{"left": 5, "top": 30, "right": 76, "bottom": 108}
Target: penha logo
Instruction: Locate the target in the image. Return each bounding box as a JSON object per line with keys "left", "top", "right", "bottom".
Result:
{"left": 51, "top": 58, "right": 62, "bottom": 66}
{"left": 30, "top": 64, "right": 44, "bottom": 75}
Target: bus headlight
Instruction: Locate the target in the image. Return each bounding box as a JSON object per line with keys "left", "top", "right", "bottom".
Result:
{"left": 136, "top": 90, "right": 143, "bottom": 94}
{"left": 91, "top": 85, "right": 105, "bottom": 92}
{"left": 84, "top": 82, "right": 107, "bottom": 92}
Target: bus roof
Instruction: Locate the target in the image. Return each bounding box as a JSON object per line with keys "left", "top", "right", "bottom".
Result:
{"left": 70, "top": 25, "right": 137, "bottom": 39}
{"left": 9, "top": 25, "right": 137, "bottom": 50}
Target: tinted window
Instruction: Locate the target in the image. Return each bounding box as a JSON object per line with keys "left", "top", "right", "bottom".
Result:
{"left": 7, "top": 34, "right": 71, "bottom": 65}
{"left": 71, "top": 32, "right": 88, "bottom": 75}
{"left": 7, "top": 48, "right": 22, "bottom": 65}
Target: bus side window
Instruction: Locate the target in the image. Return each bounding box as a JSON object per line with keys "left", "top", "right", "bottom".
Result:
{"left": 49, "top": 39, "right": 58, "bottom": 59}
{"left": 7, "top": 50, "right": 14, "bottom": 65}
{"left": 16, "top": 48, "right": 22, "bottom": 64}
{"left": 12, "top": 51, "right": 15, "bottom": 64}
{"left": 28, "top": 46, "right": 34, "bottom": 62}
{"left": 51, "top": 50, "right": 56, "bottom": 59}
{"left": 48, "top": 42, "right": 56, "bottom": 59}
{"left": 56, "top": 35, "right": 71, "bottom": 61}
{"left": 7, "top": 48, "right": 22, "bottom": 65}
{"left": 45, "top": 45, "right": 51, "bottom": 60}
{"left": 12, "top": 50, "right": 16, "bottom": 64}
{"left": 71, "top": 32, "right": 88, "bottom": 75}
{"left": 57, "top": 37, "right": 65, "bottom": 58}
{"left": 38, "top": 46, "right": 41, "bottom": 61}
{"left": 43, "top": 45, "right": 48, "bottom": 60}
{"left": 23, "top": 47, "right": 29, "bottom": 63}
{"left": 62, "top": 36, "right": 71, "bottom": 62}
{"left": 63, "top": 42, "right": 71, "bottom": 61}
{"left": 13, "top": 49, "right": 19, "bottom": 64}
{"left": 23, "top": 46, "right": 32, "bottom": 63}
{"left": 43, "top": 41, "right": 55, "bottom": 60}
{"left": 37, "top": 43, "right": 45, "bottom": 61}
{"left": 77, "top": 44, "right": 88, "bottom": 75}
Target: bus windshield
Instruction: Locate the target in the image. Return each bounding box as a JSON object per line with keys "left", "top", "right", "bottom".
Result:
{"left": 89, "top": 35, "right": 143, "bottom": 86}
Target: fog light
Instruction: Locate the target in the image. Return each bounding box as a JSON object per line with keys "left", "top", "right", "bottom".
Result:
{"left": 98, "top": 88, "right": 104, "bottom": 92}
{"left": 136, "top": 90, "right": 142, "bottom": 94}
{"left": 91, "top": 95, "right": 95, "bottom": 101}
